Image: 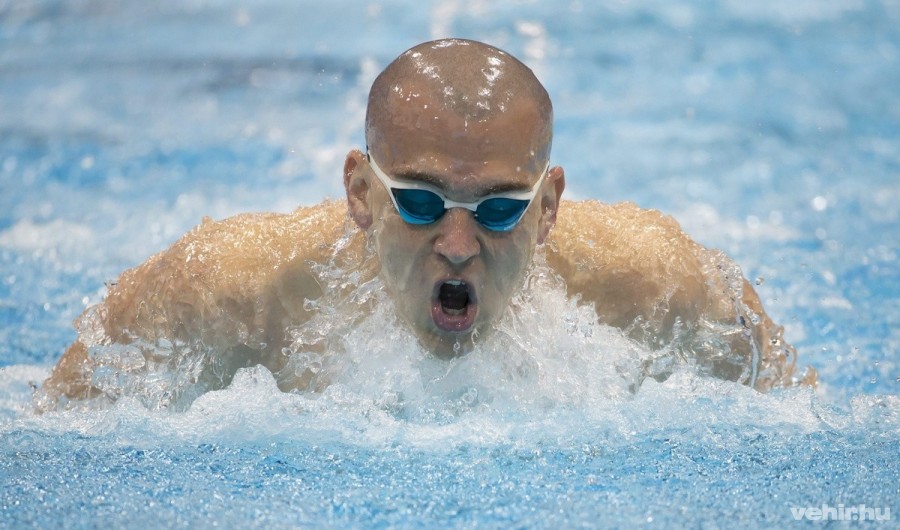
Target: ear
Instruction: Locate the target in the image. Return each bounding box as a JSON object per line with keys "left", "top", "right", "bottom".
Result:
{"left": 344, "top": 149, "right": 373, "bottom": 230}
{"left": 537, "top": 165, "right": 565, "bottom": 244}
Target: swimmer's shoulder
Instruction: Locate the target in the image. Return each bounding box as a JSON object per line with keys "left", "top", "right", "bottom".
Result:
{"left": 547, "top": 199, "right": 706, "bottom": 332}
{"left": 102, "top": 200, "right": 354, "bottom": 341}
{"left": 555, "top": 198, "right": 688, "bottom": 235}
{"left": 549, "top": 199, "right": 701, "bottom": 265}
{"left": 112, "top": 200, "right": 347, "bottom": 288}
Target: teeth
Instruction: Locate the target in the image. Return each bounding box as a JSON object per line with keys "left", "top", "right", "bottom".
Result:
{"left": 445, "top": 280, "right": 464, "bottom": 286}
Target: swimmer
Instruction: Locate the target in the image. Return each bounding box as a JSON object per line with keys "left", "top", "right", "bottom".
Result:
{"left": 38, "top": 39, "right": 816, "bottom": 409}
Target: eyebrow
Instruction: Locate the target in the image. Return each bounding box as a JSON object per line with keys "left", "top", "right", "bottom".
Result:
{"left": 392, "top": 170, "right": 532, "bottom": 195}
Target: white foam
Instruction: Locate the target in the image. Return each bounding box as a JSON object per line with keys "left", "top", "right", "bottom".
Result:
{"left": 0, "top": 365, "right": 48, "bottom": 424}
{"left": 10, "top": 358, "right": 890, "bottom": 456}
{"left": 7, "top": 264, "right": 891, "bottom": 453}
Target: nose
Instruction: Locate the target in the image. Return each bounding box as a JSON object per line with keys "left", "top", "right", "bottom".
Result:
{"left": 433, "top": 208, "right": 481, "bottom": 266}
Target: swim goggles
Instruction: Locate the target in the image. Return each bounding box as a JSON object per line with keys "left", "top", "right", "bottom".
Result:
{"left": 367, "top": 153, "right": 548, "bottom": 232}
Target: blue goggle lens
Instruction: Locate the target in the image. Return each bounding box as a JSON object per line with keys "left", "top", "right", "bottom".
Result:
{"left": 392, "top": 189, "right": 445, "bottom": 224}
{"left": 475, "top": 197, "right": 529, "bottom": 231}
{"left": 392, "top": 189, "right": 529, "bottom": 232}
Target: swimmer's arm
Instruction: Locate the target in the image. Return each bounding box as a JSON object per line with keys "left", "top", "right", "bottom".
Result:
{"left": 39, "top": 201, "right": 353, "bottom": 406}
{"left": 546, "top": 200, "right": 815, "bottom": 390}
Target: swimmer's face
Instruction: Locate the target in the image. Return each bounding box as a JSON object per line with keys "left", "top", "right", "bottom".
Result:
{"left": 345, "top": 91, "right": 564, "bottom": 357}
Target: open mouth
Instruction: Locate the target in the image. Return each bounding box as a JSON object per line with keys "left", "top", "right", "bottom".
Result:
{"left": 431, "top": 279, "right": 477, "bottom": 332}
{"left": 440, "top": 280, "right": 469, "bottom": 315}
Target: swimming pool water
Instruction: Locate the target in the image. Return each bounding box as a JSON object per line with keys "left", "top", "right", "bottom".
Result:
{"left": 2, "top": 0, "right": 898, "bottom": 527}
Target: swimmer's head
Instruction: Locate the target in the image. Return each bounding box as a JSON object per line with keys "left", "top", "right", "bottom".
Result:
{"left": 344, "top": 38, "right": 565, "bottom": 356}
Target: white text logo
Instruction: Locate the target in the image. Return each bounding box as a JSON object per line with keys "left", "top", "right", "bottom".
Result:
{"left": 790, "top": 504, "right": 891, "bottom": 522}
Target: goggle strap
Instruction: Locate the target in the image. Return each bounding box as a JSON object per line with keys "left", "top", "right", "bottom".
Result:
{"left": 367, "top": 154, "right": 549, "bottom": 209}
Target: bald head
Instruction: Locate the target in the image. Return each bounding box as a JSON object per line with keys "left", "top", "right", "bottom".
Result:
{"left": 365, "top": 39, "right": 553, "bottom": 170}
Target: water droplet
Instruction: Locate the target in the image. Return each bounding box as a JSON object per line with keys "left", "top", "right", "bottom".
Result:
{"left": 755, "top": 277, "right": 765, "bottom": 285}
{"left": 811, "top": 196, "right": 828, "bottom": 211}
{"left": 746, "top": 215, "right": 760, "bottom": 229}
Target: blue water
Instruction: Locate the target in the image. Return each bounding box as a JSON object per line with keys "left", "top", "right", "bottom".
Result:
{"left": 2, "top": 0, "right": 898, "bottom": 528}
